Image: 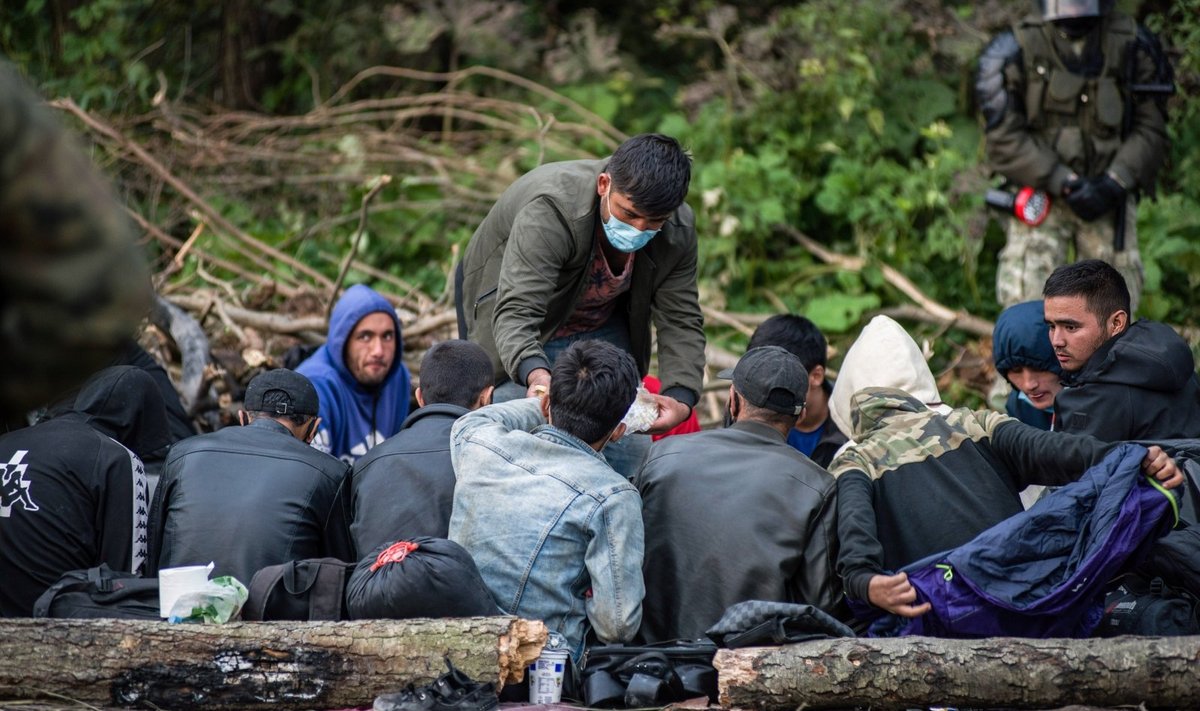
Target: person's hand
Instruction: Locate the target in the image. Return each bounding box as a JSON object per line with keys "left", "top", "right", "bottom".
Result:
{"left": 1063, "top": 173, "right": 1125, "bottom": 222}
{"left": 525, "top": 368, "right": 552, "bottom": 399}
{"left": 645, "top": 394, "right": 691, "bottom": 434}
{"left": 1141, "top": 445, "right": 1184, "bottom": 490}
{"left": 867, "top": 572, "right": 931, "bottom": 618}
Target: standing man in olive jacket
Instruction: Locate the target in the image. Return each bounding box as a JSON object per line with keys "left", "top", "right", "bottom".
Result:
{"left": 457, "top": 134, "right": 704, "bottom": 471}
{"left": 976, "top": 0, "right": 1171, "bottom": 313}
{"left": 635, "top": 346, "right": 842, "bottom": 642}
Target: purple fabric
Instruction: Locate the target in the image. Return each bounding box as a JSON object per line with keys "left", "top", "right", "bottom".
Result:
{"left": 880, "top": 443, "right": 1177, "bottom": 638}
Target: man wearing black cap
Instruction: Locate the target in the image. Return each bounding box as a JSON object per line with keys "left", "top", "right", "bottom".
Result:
{"left": 633, "top": 346, "right": 843, "bottom": 642}
{"left": 148, "top": 369, "right": 354, "bottom": 586}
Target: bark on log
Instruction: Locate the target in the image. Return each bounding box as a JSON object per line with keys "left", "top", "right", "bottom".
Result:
{"left": 716, "top": 636, "right": 1200, "bottom": 710}
{"left": 0, "top": 616, "right": 546, "bottom": 710}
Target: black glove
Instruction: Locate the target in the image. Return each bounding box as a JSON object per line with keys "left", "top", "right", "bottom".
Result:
{"left": 1063, "top": 174, "right": 1125, "bottom": 222}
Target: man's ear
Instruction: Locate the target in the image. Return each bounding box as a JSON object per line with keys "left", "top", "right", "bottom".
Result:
{"left": 809, "top": 364, "right": 825, "bottom": 388}
{"left": 303, "top": 417, "right": 322, "bottom": 444}
{"left": 1108, "top": 309, "right": 1129, "bottom": 337}
{"left": 474, "top": 385, "right": 495, "bottom": 410}
{"left": 727, "top": 386, "right": 740, "bottom": 422}
{"left": 415, "top": 386, "right": 426, "bottom": 409}
{"left": 237, "top": 410, "right": 249, "bottom": 427}
{"left": 608, "top": 421, "right": 627, "bottom": 445}
{"left": 539, "top": 393, "right": 551, "bottom": 422}
{"left": 596, "top": 172, "right": 611, "bottom": 198}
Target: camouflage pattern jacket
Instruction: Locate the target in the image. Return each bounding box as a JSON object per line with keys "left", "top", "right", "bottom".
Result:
{"left": 830, "top": 387, "right": 1117, "bottom": 605}
{"left": 0, "top": 63, "right": 151, "bottom": 420}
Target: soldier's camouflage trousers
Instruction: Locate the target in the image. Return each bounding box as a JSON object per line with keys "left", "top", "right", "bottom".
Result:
{"left": 996, "top": 196, "right": 1142, "bottom": 314}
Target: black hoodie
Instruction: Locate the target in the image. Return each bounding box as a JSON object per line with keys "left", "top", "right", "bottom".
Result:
{"left": 0, "top": 366, "right": 168, "bottom": 616}
{"left": 1056, "top": 320, "right": 1200, "bottom": 442}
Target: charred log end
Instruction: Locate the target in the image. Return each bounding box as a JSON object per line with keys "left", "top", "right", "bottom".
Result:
{"left": 497, "top": 617, "right": 548, "bottom": 688}
{"left": 112, "top": 646, "right": 339, "bottom": 709}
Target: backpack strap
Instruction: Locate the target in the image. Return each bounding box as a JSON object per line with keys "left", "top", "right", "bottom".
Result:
{"left": 304, "top": 560, "right": 349, "bottom": 621}
{"left": 245, "top": 563, "right": 290, "bottom": 622}
{"left": 31, "top": 570, "right": 90, "bottom": 618}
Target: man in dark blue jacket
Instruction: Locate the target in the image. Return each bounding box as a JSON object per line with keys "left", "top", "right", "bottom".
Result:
{"left": 297, "top": 284, "right": 412, "bottom": 463}
{"left": 351, "top": 340, "right": 494, "bottom": 557}
{"left": 993, "top": 301, "right": 1061, "bottom": 432}
{"left": 149, "top": 369, "right": 353, "bottom": 586}
{"left": 1044, "top": 260, "right": 1200, "bottom": 441}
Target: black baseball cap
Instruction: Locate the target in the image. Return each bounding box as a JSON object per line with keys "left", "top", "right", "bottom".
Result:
{"left": 717, "top": 345, "right": 808, "bottom": 415}
{"left": 243, "top": 369, "right": 320, "bottom": 416}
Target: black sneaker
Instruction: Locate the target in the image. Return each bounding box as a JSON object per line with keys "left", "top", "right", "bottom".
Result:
{"left": 374, "top": 657, "right": 498, "bottom": 711}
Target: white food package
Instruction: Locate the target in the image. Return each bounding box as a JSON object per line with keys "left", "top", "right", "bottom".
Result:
{"left": 620, "top": 386, "right": 659, "bottom": 433}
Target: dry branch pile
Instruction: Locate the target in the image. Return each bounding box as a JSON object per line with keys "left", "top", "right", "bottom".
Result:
{"left": 53, "top": 65, "right": 995, "bottom": 430}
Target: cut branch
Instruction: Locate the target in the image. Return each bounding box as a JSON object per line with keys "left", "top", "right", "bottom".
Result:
{"left": 0, "top": 617, "right": 546, "bottom": 711}
{"left": 716, "top": 636, "right": 1200, "bottom": 710}
{"left": 780, "top": 224, "right": 995, "bottom": 337}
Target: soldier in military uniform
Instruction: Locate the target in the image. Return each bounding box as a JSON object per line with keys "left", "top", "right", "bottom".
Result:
{"left": 976, "top": 0, "right": 1172, "bottom": 313}
{"left": 0, "top": 62, "right": 151, "bottom": 424}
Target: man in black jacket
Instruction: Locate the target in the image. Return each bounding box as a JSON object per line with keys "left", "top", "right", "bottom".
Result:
{"left": 634, "top": 346, "right": 842, "bottom": 642}
{"left": 0, "top": 366, "right": 169, "bottom": 616}
{"left": 746, "top": 314, "right": 848, "bottom": 468}
{"left": 350, "top": 340, "right": 494, "bottom": 557}
{"left": 1044, "top": 259, "right": 1200, "bottom": 441}
{"left": 148, "top": 369, "right": 353, "bottom": 585}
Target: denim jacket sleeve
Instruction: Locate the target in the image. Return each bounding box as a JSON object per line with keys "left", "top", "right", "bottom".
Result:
{"left": 584, "top": 488, "right": 645, "bottom": 643}
{"left": 451, "top": 397, "right": 547, "bottom": 454}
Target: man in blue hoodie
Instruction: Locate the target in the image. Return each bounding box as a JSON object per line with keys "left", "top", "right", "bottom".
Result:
{"left": 297, "top": 285, "right": 412, "bottom": 463}
{"left": 992, "top": 300, "right": 1061, "bottom": 432}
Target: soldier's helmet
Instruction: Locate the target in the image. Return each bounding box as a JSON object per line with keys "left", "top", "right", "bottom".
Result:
{"left": 1037, "top": 0, "right": 1114, "bottom": 21}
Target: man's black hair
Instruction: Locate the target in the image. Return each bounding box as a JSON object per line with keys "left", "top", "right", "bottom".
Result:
{"left": 1043, "top": 259, "right": 1131, "bottom": 322}
{"left": 249, "top": 389, "right": 316, "bottom": 428}
{"left": 549, "top": 340, "right": 639, "bottom": 445}
{"left": 748, "top": 314, "right": 827, "bottom": 370}
{"left": 606, "top": 133, "right": 692, "bottom": 218}
{"left": 418, "top": 339, "right": 493, "bottom": 409}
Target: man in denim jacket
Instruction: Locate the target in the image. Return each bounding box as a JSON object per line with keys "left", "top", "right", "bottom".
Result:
{"left": 448, "top": 340, "right": 644, "bottom": 660}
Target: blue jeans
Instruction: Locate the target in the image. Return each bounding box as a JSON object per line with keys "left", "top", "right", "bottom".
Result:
{"left": 492, "top": 318, "right": 650, "bottom": 480}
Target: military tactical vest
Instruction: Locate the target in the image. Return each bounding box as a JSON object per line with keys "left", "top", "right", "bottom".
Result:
{"left": 1014, "top": 13, "right": 1136, "bottom": 178}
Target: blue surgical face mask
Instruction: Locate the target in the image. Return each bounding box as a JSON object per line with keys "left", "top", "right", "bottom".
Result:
{"left": 603, "top": 190, "right": 659, "bottom": 253}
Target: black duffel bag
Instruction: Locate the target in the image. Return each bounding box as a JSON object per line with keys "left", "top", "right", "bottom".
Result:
{"left": 33, "top": 565, "right": 160, "bottom": 620}
{"left": 243, "top": 557, "right": 355, "bottom": 621}
{"left": 345, "top": 537, "right": 499, "bottom": 620}
{"left": 579, "top": 639, "right": 718, "bottom": 708}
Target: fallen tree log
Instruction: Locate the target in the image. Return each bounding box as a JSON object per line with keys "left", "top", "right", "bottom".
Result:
{"left": 0, "top": 616, "right": 545, "bottom": 710}
{"left": 716, "top": 636, "right": 1200, "bottom": 710}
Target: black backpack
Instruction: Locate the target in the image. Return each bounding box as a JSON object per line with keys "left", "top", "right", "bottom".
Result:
{"left": 32, "top": 565, "right": 160, "bottom": 620}
{"left": 1097, "top": 574, "right": 1200, "bottom": 637}
{"left": 580, "top": 640, "right": 718, "bottom": 708}
{"left": 243, "top": 558, "right": 355, "bottom": 621}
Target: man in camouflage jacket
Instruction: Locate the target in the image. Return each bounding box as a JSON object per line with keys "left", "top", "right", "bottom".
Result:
{"left": 976, "top": 0, "right": 1171, "bottom": 313}
{"left": 0, "top": 62, "right": 151, "bottom": 422}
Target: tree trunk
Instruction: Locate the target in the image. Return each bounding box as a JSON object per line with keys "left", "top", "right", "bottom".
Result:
{"left": 716, "top": 636, "right": 1200, "bottom": 710}
{"left": 0, "top": 616, "right": 545, "bottom": 710}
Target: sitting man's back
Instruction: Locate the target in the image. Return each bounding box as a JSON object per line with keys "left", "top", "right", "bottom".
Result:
{"left": 449, "top": 340, "right": 644, "bottom": 660}
{"left": 351, "top": 339, "right": 494, "bottom": 557}
{"left": 0, "top": 366, "right": 169, "bottom": 616}
{"left": 636, "top": 346, "right": 841, "bottom": 642}
{"left": 149, "top": 369, "right": 353, "bottom": 585}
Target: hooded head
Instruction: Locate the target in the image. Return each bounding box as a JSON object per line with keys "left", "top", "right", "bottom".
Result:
{"left": 993, "top": 301, "right": 1061, "bottom": 379}
{"left": 326, "top": 284, "right": 403, "bottom": 390}
{"left": 73, "top": 365, "right": 171, "bottom": 459}
{"left": 830, "top": 315, "right": 949, "bottom": 441}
